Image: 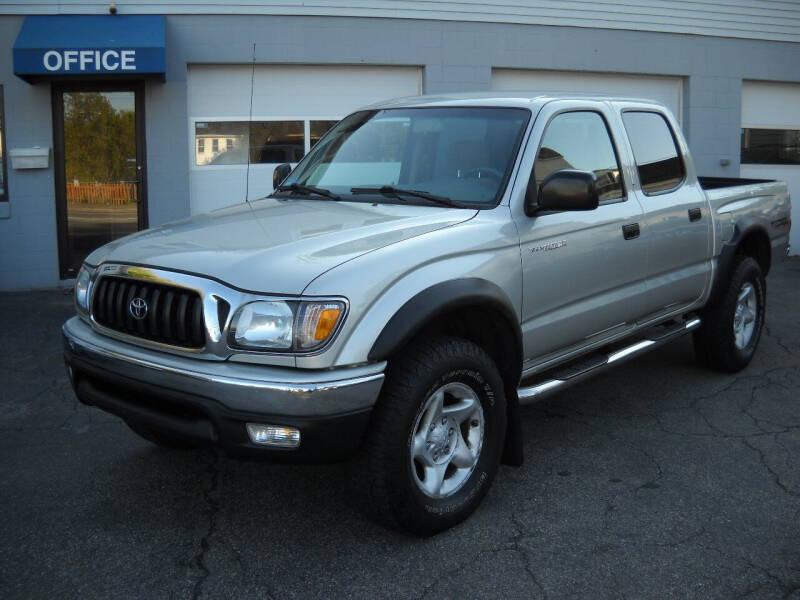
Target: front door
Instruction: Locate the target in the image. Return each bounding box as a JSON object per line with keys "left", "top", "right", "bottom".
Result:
{"left": 53, "top": 82, "right": 147, "bottom": 278}
{"left": 514, "top": 104, "right": 650, "bottom": 366}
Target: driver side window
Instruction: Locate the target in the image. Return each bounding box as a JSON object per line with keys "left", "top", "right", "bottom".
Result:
{"left": 534, "top": 111, "right": 624, "bottom": 203}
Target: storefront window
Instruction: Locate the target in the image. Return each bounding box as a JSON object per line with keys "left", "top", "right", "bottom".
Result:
{"left": 310, "top": 120, "right": 339, "bottom": 148}
{"left": 249, "top": 121, "right": 304, "bottom": 163}
{"left": 195, "top": 121, "right": 305, "bottom": 166}
{"left": 0, "top": 85, "right": 8, "bottom": 202}
{"left": 194, "top": 119, "right": 340, "bottom": 166}
{"left": 741, "top": 128, "right": 800, "bottom": 165}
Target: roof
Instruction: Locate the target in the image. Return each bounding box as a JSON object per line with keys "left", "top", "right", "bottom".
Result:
{"left": 365, "top": 91, "right": 668, "bottom": 111}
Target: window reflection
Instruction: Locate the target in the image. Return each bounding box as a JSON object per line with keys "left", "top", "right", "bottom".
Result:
{"left": 310, "top": 120, "right": 339, "bottom": 148}
{"left": 194, "top": 121, "right": 305, "bottom": 165}
{"left": 534, "top": 111, "right": 623, "bottom": 202}
{"left": 622, "top": 111, "right": 685, "bottom": 195}
{"left": 249, "top": 121, "right": 304, "bottom": 163}
{"left": 195, "top": 121, "right": 248, "bottom": 166}
{"left": 741, "top": 128, "right": 800, "bottom": 165}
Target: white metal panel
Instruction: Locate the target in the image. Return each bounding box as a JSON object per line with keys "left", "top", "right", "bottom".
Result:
{"left": 189, "top": 65, "right": 422, "bottom": 119}
{"left": 6, "top": 0, "right": 800, "bottom": 43}
{"left": 188, "top": 64, "right": 421, "bottom": 214}
{"left": 492, "top": 69, "right": 683, "bottom": 123}
{"left": 742, "top": 81, "right": 800, "bottom": 129}
{"left": 741, "top": 81, "right": 800, "bottom": 254}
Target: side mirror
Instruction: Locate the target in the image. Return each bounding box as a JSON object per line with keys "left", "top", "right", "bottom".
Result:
{"left": 525, "top": 169, "right": 599, "bottom": 215}
{"left": 273, "top": 163, "right": 292, "bottom": 189}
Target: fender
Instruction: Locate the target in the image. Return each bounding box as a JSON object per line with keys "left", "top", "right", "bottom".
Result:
{"left": 367, "top": 278, "right": 522, "bottom": 363}
{"left": 707, "top": 218, "right": 770, "bottom": 306}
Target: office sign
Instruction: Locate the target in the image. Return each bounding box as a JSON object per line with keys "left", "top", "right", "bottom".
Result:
{"left": 13, "top": 15, "right": 165, "bottom": 82}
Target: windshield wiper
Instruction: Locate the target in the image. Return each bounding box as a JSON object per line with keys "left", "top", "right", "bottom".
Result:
{"left": 350, "top": 185, "right": 464, "bottom": 208}
{"left": 274, "top": 183, "right": 341, "bottom": 201}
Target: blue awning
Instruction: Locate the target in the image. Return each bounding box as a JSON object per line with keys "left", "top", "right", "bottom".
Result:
{"left": 13, "top": 15, "right": 166, "bottom": 83}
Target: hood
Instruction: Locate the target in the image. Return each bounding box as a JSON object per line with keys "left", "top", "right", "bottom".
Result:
{"left": 86, "top": 198, "right": 477, "bottom": 294}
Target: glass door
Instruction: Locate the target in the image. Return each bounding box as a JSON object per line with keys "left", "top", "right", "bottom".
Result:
{"left": 53, "top": 83, "right": 147, "bottom": 278}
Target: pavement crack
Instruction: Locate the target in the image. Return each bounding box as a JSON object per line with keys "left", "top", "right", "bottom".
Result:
{"left": 509, "top": 513, "right": 547, "bottom": 599}
{"left": 742, "top": 438, "right": 800, "bottom": 501}
{"left": 192, "top": 450, "right": 221, "bottom": 600}
{"left": 416, "top": 514, "right": 546, "bottom": 600}
{"left": 764, "top": 324, "right": 793, "bottom": 355}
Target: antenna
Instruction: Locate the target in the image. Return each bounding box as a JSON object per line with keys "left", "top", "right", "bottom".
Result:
{"left": 245, "top": 42, "right": 256, "bottom": 202}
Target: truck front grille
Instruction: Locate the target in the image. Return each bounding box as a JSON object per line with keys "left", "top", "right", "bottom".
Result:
{"left": 91, "top": 276, "right": 205, "bottom": 349}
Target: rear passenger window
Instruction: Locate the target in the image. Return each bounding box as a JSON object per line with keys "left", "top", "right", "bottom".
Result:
{"left": 534, "top": 111, "right": 623, "bottom": 203}
{"left": 622, "top": 111, "right": 685, "bottom": 195}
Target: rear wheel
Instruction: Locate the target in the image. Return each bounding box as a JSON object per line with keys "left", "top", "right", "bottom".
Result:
{"left": 694, "top": 256, "right": 765, "bottom": 372}
{"left": 354, "top": 336, "right": 507, "bottom": 536}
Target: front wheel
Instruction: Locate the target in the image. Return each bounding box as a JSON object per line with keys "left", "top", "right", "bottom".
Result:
{"left": 354, "top": 336, "right": 507, "bottom": 536}
{"left": 694, "top": 256, "right": 766, "bottom": 372}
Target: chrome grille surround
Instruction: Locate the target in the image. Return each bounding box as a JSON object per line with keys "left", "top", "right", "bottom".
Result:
{"left": 84, "top": 263, "right": 348, "bottom": 360}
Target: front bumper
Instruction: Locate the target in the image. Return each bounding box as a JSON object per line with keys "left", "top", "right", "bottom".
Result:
{"left": 63, "top": 317, "right": 385, "bottom": 461}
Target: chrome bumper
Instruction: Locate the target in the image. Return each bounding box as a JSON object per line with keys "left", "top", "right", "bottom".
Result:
{"left": 62, "top": 317, "right": 385, "bottom": 418}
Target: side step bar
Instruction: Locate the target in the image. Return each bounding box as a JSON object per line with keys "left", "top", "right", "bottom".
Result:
{"left": 517, "top": 316, "right": 701, "bottom": 405}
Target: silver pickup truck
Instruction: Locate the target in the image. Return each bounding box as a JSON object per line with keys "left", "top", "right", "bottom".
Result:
{"left": 63, "top": 93, "right": 791, "bottom": 535}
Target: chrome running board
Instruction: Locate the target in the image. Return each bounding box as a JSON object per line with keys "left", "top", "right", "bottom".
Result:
{"left": 517, "top": 315, "right": 701, "bottom": 405}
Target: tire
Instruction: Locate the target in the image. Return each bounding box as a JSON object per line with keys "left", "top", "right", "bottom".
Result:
{"left": 354, "top": 335, "right": 507, "bottom": 536}
{"left": 126, "top": 421, "right": 200, "bottom": 450}
{"left": 694, "top": 256, "right": 766, "bottom": 372}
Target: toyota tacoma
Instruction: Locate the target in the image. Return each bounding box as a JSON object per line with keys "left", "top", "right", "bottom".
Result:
{"left": 63, "top": 93, "right": 792, "bottom": 535}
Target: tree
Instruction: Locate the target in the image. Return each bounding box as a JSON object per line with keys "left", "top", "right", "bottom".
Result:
{"left": 63, "top": 92, "right": 136, "bottom": 184}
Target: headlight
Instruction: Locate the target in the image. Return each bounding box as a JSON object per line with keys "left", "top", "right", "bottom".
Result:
{"left": 75, "top": 265, "right": 93, "bottom": 313}
{"left": 229, "top": 299, "right": 345, "bottom": 352}
{"left": 230, "top": 301, "right": 294, "bottom": 350}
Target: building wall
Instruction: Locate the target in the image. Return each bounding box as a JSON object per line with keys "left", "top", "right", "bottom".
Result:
{"left": 3, "top": 0, "right": 799, "bottom": 43}
{"left": 1, "top": 13, "right": 799, "bottom": 289}
{"left": 0, "top": 16, "right": 59, "bottom": 288}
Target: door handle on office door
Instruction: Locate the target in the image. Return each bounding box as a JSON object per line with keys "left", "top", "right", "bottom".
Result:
{"left": 688, "top": 207, "right": 702, "bottom": 221}
{"left": 622, "top": 223, "right": 640, "bottom": 240}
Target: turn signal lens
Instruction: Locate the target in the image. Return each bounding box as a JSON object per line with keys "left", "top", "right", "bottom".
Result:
{"left": 295, "top": 301, "right": 344, "bottom": 350}
{"left": 315, "top": 308, "right": 341, "bottom": 340}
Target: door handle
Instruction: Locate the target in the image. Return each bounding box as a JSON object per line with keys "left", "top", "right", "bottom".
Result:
{"left": 622, "top": 223, "right": 640, "bottom": 240}
{"left": 688, "top": 207, "right": 702, "bottom": 222}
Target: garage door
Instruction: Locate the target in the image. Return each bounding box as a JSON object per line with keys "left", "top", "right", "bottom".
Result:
{"left": 188, "top": 65, "right": 421, "bottom": 214}
{"left": 491, "top": 69, "right": 683, "bottom": 123}
{"left": 741, "top": 81, "right": 800, "bottom": 254}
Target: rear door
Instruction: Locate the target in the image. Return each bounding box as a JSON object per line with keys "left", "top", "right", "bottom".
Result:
{"left": 512, "top": 101, "right": 649, "bottom": 365}
{"left": 618, "top": 108, "right": 712, "bottom": 318}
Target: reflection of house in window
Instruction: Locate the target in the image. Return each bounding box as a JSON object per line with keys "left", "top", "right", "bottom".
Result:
{"left": 535, "top": 148, "right": 621, "bottom": 201}
{"left": 194, "top": 134, "right": 247, "bottom": 165}
{"left": 593, "top": 168, "right": 621, "bottom": 200}
{"left": 193, "top": 119, "right": 340, "bottom": 166}
{"left": 534, "top": 147, "right": 573, "bottom": 182}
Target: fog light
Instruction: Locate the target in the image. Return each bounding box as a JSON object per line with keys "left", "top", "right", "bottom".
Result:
{"left": 246, "top": 423, "right": 300, "bottom": 448}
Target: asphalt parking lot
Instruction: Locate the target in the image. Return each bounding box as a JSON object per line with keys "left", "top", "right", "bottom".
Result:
{"left": 1, "top": 261, "right": 799, "bottom": 600}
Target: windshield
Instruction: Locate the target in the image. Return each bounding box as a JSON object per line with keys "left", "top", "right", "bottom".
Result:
{"left": 277, "top": 107, "right": 531, "bottom": 207}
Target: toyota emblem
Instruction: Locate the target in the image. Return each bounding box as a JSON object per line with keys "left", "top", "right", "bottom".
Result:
{"left": 129, "top": 297, "right": 148, "bottom": 320}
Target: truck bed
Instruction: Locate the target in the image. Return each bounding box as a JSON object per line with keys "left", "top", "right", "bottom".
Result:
{"left": 698, "top": 176, "right": 775, "bottom": 190}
